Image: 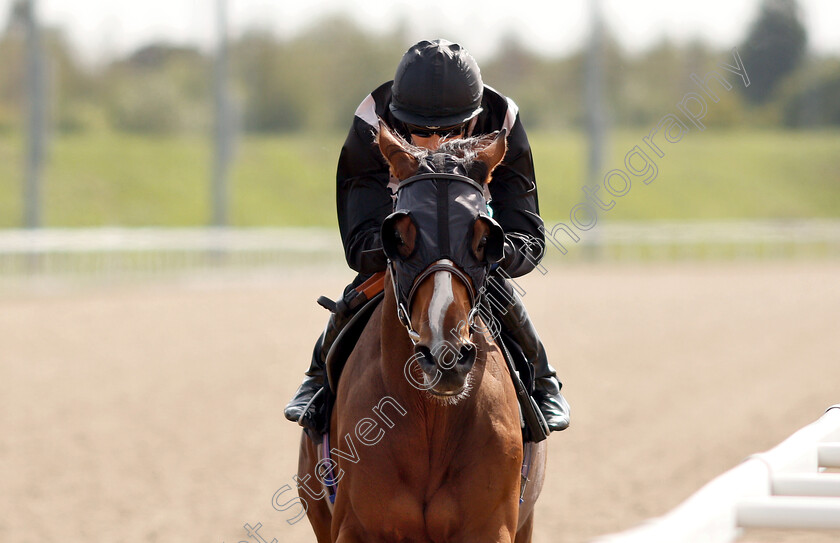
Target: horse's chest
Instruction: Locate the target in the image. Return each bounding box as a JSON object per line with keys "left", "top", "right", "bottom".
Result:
{"left": 343, "top": 448, "right": 517, "bottom": 541}
{"left": 414, "top": 450, "right": 520, "bottom": 539}
{"left": 351, "top": 476, "right": 484, "bottom": 541}
{"left": 423, "top": 482, "right": 474, "bottom": 541}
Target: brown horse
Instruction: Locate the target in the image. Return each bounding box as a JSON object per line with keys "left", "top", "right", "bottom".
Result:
{"left": 298, "top": 124, "right": 547, "bottom": 542}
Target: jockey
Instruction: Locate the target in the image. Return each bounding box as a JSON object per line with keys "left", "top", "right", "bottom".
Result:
{"left": 284, "top": 39, "right": 570, "bottom": 433}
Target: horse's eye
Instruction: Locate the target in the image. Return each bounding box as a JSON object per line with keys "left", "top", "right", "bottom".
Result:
{"left": 394, "top": 230, "right": 404, "bottom": 246}
{"left": 478, "top": 236, "right": 488, "bottom": 249}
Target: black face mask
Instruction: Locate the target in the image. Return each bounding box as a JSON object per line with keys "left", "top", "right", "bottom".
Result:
{"left": 380, "top": 159, "right": 504, "bottom": 328}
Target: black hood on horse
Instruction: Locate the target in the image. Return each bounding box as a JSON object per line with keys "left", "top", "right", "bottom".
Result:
{"left": 381, "top": 163, "right": 504, "bottom": 321}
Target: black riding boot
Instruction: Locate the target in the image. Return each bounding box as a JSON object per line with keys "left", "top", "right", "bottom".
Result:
{"left": 494, "top": 285, "right": 570, "bottom": 432}
{"left": 283, "top": 310, "right": 343, "bottom": 426}
{"left": 284, "top": 273, "right": 373, "bottom": 428}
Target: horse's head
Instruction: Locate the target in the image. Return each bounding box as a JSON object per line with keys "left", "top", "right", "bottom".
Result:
{"left": 377, "top": 121, "right": 507, "bottom": 398}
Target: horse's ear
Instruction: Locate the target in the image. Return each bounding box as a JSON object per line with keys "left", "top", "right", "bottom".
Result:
{"left": 377, "top": 120, "right": 420, "bottom": 180}
{"left": 475, "top": 129, "right": 507, "bottom": 184}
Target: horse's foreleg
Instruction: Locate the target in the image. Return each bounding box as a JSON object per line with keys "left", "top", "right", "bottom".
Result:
{"left": 514, "top": 511, "right": 534, "bottom": 543}
{"left": 298, "top": 432, "right": 332, "bottom": 542}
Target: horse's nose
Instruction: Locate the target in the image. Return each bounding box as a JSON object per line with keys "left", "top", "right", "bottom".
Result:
{"left": 414, "top": 344, "right": 437, "bottom": 376}
{"left": 413, "top": 341, "right": 474, "bottom": 397}
{"left": 455, "top": 343, "right": 476, "bottom": 372}
{"left": 413, "top": 341, "right": 475, "bottom": 376}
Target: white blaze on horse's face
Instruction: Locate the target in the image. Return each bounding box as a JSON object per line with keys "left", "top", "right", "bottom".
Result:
{"left": 411, "top": 259, "right": 477, "bottom": 400}
{"left": 428, "top": 265, "right": 453, "bottom": 348}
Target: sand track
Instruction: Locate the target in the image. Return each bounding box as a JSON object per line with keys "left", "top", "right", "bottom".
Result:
{"left": 1, "top": 262, "right": 838, "bottom": 542}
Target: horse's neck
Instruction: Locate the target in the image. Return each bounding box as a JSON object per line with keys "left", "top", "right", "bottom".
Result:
{"left": 379, "top": 276, "right": 419, "bottom": 391}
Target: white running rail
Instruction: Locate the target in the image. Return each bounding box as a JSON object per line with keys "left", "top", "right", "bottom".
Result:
{"left": 593, "top": 404, "right": 840, "bottom": 543}
{"left": 0, "top": 227, "right": 341, "bottom": 279}
{"left": 0, "top": 221, "right": 839, "bottom": 279}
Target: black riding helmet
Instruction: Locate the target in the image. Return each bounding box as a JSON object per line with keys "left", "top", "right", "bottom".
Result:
{"left": 390, "top": 39, "right": 484, "bottom": 128}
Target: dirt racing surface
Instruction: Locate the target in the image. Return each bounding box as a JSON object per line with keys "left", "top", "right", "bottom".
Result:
{"left": 1, "top": 262, "right": 838, "bottom": 543}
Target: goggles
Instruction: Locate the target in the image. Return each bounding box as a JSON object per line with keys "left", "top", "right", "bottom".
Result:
{"left": 404, "top": 122, "right": 467, "bottom": 138}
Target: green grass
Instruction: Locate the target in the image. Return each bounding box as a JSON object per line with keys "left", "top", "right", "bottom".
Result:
{"left": 0, "top": 129, "right": 838, "bottom": 228}
{"left": 230, "top": 132, "right": 343, "bottom": 227}
{"left": 533, "top": 128, "right": 840, "bottom": 222}
{"left": 0, "top": 133, "right": 23, "bottom": 226}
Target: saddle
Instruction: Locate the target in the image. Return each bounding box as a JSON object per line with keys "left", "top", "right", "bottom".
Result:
{"left": 298, "top": 274, "right": 385, "bottom": 442}
{"left": 325, "top": 289, "right": 384, "bottom": 394}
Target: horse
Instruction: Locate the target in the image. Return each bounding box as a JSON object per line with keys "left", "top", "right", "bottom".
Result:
{"left": 297, "top": 122, "right": 547, "bottom": 542}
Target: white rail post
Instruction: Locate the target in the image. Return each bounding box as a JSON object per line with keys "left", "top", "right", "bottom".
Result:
{"left": 593, "top": 404, "right": 840, "bottom": 543}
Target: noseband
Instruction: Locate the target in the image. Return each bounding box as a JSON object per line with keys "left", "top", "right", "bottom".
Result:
{"left": 392, "top": 259, "right": 482, "bottom": 345}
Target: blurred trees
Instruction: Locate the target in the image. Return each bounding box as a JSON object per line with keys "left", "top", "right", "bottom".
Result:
{"left": 0, "top": 3, "right": 838, "bottom": 134}
{"left": 483, "top": 35, "right": 746, "bottom": 130}
{"left": 0, "top": 0, "right": 100, "bottom": 133}
{"left": 232, "top": 17, "right": 404, "bottom": 132}
{"left": 739, "top": 0, "right": 807, "bottom": 105}
{"left": 105, "top": 44, "right": 211, "bottom": 133}
{"left": 778, "top": 58, "right": 840, "bottom": 127}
